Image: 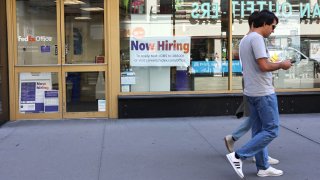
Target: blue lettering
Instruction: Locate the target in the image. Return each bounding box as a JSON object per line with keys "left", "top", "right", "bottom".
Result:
{"left": 188, "top": 1, "right": 318, "bottom": 20}
{"left": 257, "top": 1, "right": 267, "bottom": 11}
{"left": 232, "top": 1, "right": 239, "bottom": 18}
{"left": 139, "top": 43, "right": 146, "bottom": 50}
{"left": 201, "top": 3, "right": 210, "bottom": 18}
{"left": 131, "top": 40, "right": 139, "bottom": 50}
{"left": 275, "top": 2, "right": 280, "bottom": 15}
{"left": 282, "top": 2, "right": 292, "bottom": 17}
{"left": 240, "top": 1, "right": 245, "bottom": 18}
{"left": 300, "top": 3, "right": 311, "bottom": 18}
{"left": 313, "top": 3, "right": 320, "bottom": 18}
{"left": 191, "top": 3, "right": 200, "bottom": 18}
{"left": 131, "top": 41, "right": 156, "bottom": 51}
{"left": 246, "top": 1, "right": 254, "bottom": 15}
{"left": 268, "top": 1, "right": 273, "bottom": 11}
{"left": 211, "top": 3, "right": 219, "bottom": 18}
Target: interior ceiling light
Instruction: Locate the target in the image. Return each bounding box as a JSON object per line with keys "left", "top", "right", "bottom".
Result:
{"left": 80, "top": 7, "right": 104, "bottom": 11}
{"left": 75, "top": 17, "right": 91, "bottom": 20}
{"left": 64, "top": 0, "right": 85, "bottom": 5}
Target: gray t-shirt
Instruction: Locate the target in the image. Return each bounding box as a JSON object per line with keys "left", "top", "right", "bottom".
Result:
{"left": 239, "top": 32, "right": 274, "bottom": 96}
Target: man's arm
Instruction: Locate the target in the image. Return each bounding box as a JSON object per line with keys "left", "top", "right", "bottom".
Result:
{"left": 257, "top": 58, "right": 292, "bottom": 72}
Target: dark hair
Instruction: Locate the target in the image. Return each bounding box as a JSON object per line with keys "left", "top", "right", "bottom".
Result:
{"left": 253, "top": 9, "right": 278, "bottom": 28}
{"left": 248, "top": 11, "right": 259, "bottom": 27}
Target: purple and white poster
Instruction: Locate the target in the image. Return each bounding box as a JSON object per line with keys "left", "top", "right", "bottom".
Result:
{"left": 20, "top": 82, "right": 37, "bottom": 112}
{"left": 44, "top": 90, "right": 59, "bottom": 112}
{"left": 19, "top": 73, "right": 52, "bottom": 113}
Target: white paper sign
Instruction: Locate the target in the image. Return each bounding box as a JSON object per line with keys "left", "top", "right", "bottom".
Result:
{"left": 130, "top": 36, "right": 191, "bottom": 66}
{"left": 98, "top": 100, "right": 106, "bottom": 112}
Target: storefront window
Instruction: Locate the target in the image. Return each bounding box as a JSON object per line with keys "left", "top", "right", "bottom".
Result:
{"left": 271, "top": 0, "right": 320, "bottom": 88}
{"left": 16, "top": 0, "right": 58, "bottom": 65}
{"left": 66, "top": 71, "right": 105, "bottom": 112}
{"left": 232, "top": 0, "right": 320, "bottom": 90}
{"left": 64, "top": 0, "right": 105, "bottom": 64}
{"left": 18, "top": 72, "right": 59, "bottom": 113}
{"left": 119, "top": 0, "right": 229, "bottom": 92}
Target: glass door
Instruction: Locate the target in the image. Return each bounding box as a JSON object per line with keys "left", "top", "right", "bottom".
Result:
{"left": 13, "top": 0, "right": 107, "bottom": 119}
{"left": 61, "top": 0, "right": 107, "bottom": 118}
{"left": 15, "top": 0, "right": 62, "bottom": 119}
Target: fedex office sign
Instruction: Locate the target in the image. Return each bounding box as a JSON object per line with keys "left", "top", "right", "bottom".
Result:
{"left": 18, "top": 35, "right": 53, "bottom": 42}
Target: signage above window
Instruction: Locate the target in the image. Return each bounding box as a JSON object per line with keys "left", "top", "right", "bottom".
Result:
{"left": 191, "top": 2, "right": 320, "bottom": 19}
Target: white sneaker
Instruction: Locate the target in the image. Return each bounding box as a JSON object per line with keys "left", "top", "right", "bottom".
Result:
{"left": 252, "top": 156, "right": 280, "bottom": 165}
{"left": 257, "top": 166, "right": 283, "bottom": 177}
{"left": 226, "top": 152, "right": 244, "bottom": 179}
{"left": 224, "top": 135, "right": 235, "bottom": 153}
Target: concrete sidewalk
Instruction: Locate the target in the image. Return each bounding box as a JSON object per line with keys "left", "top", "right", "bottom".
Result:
{"left": 0, "top": 114, "right": 319, "bottom": 180}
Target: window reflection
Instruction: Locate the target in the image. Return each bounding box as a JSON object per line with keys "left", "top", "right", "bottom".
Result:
{"left": 120, "top": 0, "right": 229, "bottom": 92}
{"left": 232, "top": 0, "right": 320, "bottom": 90}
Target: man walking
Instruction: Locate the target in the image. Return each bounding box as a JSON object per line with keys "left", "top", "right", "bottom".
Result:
{"left": 224, "top": 11, "right": 279, "bottom": 165}
{"left": 226, "top": 10, "right": 292, "bottom": 178}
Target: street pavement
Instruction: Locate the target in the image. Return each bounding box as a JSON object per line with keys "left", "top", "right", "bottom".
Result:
{"left": 0, "top": 113, "right": 319, "bottom": 180}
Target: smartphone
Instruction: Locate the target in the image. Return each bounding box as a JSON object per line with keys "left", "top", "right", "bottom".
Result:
{"left": 290, "top": 59, "right": 296, "bottom": 63}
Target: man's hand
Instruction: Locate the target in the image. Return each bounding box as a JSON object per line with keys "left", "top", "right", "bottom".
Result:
{"left": 257, "top": 58, "right": 292, "bottom": 72}
{"left": 280, "top": 60, "right": 292, "bottom": 70}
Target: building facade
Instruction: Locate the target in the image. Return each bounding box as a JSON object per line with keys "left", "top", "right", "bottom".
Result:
{"left": 0, "top": 0, "right": 9, "bottom": 124}
{"left": 3, "top": 0, "right": 320, "bottom": 120}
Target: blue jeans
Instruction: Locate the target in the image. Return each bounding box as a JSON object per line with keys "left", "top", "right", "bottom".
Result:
{"left": 235, "top": 93, "right": 279, "bottom": 170}
{"left": 232, "top": 117, "right": 252, "bottom": 141}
